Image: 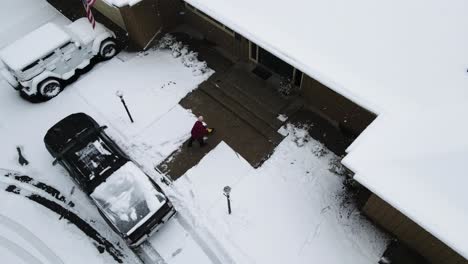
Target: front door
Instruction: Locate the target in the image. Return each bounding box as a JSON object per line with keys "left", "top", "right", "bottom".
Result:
{"left": 258, "top": 47, "right": 294, "bottom": 80}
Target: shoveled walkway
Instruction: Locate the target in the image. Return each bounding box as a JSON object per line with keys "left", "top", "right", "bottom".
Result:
{"left": 157, "top": 37, "right": 302, "bottom": 179}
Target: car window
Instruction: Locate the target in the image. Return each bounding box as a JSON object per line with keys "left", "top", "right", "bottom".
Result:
{"left": 42, "top": 52, "right": 56, "bottom": 63}
{"left": 66, "top": 137, "right": 122, "bottom": 181}
{"left": 21, "top": 60, "right": 40, "bottom": 72}
{"left": 60, "top": 42, "right": 76, "bottom": 53}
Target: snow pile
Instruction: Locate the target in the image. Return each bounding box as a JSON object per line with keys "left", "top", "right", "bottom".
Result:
{"left": 91, "top": 162, "right": 166, "bottom": 234}
{"left": 102, "top": 0, "right": 142, "bottom": 8}
{"left": 173, "top": 126, "right": 388, "bottom": 264}
{"left": 65, "top": 18, "right": 110, "bottom": 45}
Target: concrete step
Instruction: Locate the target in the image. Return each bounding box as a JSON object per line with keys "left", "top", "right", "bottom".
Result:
{"left": 280, "top": 96, "right": 305, "bottom": 118}
{"left": 223, "top": 66, "right": 291, "bottom": 113}
{"left": 210, "top": 79, "right": 283, "bottom": 130}
{"left": 200, "top": 82, "right": 282, "bottom": 144}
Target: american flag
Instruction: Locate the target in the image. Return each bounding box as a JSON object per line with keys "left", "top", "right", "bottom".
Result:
{"left": 82, "top": 0, "right": 97, "bottom": 29}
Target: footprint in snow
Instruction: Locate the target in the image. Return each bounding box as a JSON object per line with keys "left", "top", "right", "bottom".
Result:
{"left": 171, "top": 248, "right": 182, "bottom": 258}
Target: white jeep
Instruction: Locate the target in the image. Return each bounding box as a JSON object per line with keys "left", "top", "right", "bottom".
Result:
{"left": 0, "top": 18, "right": 118, "bottom": 101}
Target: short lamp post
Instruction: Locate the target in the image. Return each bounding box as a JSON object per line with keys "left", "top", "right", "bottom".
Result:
{"left": 116, "top": 90, "right": 134, "bottom": 123}
{"left": 223, "top": 186, "right": 232, "bottom": 215}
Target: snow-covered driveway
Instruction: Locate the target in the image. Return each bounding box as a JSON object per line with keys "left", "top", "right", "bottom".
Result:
{"left": 0, "top": 30, "right": 214, "bottom": 263}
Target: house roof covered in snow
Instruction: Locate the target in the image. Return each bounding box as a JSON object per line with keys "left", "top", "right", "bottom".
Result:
{"left": 183, "top": 0, "right": 468, "bottom": 258}
{"left": 0, "top": 22, "right": 70, "bottom": 71}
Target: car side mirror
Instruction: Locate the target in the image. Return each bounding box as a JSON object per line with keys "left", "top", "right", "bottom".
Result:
{"left": 100, "top": 125, "right": 108, "bottom": 130}
{"left": 52, "top": 159, "right": 59, "bottom": 166}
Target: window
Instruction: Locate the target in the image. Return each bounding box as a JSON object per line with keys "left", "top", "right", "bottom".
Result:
{"left": 185, "top": 3, "right": 235, "bottom": 36}
{"left": 21, "top": 60, "right": 40, "bottom": 72}
{"left": 250, "top": 42, "right": 258, "bottom": 62}
{"left": 258, "top": 47, "right": 294, "bottom": 80}
{"left": 67, "top": 138, "right": 122, "bottom": 180}
{"left": 293, "top": 69, "right": 303, "bottom": 87}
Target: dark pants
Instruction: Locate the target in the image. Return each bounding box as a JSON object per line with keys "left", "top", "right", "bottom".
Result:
{"left": 187, "top": 137, "right": 205, "bottom": 147}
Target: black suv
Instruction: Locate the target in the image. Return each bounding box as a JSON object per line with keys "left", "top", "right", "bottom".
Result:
{"left": 44, "top": 113, "right": 176, "bottom": 247}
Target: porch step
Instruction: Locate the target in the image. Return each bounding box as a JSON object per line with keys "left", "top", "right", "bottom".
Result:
{"left": 223, "top": 65, "right": 291, "bottom": 113}
{"left": 200, "top": 82, "right": 282, "bottom": 144}
{"left": 209, "top": 79, "right": 283, "bottom": 130}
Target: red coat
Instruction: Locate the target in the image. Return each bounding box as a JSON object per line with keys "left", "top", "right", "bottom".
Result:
{"left": 191, "top": 121, "right": 207, "bottom": 139}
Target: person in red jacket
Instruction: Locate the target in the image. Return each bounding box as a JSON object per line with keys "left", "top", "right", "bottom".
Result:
{"left": 188, "top": 116, "right": 208, "bottom": 147}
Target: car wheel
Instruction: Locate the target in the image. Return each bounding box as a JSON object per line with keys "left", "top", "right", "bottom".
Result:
{"left": 99, "top": 39, "right": 117, "bottom": 60}
{"left": 38, "top": 78, "right": 62, "bottom": 100}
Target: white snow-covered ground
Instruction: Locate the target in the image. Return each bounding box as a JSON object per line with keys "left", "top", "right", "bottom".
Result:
{"left": 172, "top": 131, "right": 388, "bottom": 264}
{"left": 0, "top": 1, "right": 388, "bottom": 263}
{"left": 0, "top": 4, "right": 213, "bottom": 260}
{"left": 0, "top": 44, "right": 214, "bottom": 262}
{"left": 0, "top": 0, "right": 70, "bottom": 49}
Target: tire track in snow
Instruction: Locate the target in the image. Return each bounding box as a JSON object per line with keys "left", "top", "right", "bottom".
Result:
{"left": 2, "top": 183, "right": 125, "bottom": 263}
{"left": 2, "top": 171, "right": 75, "bottom": 208}
{"left": 111, "top": 137, "right": 236, "bottom": 263}
{"left": 0, "top": 235, "right": 44, "bottom": 264}
{"left": 0, "top": 214, "right": 64, "bottom": 264}
{"left": 1, "top": 170, "right": 115, "bottom": 235}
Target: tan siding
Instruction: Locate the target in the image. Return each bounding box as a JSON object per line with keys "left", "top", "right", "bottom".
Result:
{"left": 300, "top": 74, "right": 376, "bottom": 137}
{"left": 94, "top": 0, "right": 126, "bottom": 30}
{"left": 237, "top": 35, "right": 250, "bottom": 61}
{"left": 183, "top": 8, "right": 238, "bottom": 58}
{"left": 363, "top": 194, "right": 467, "bottom": 264}
{"left": 158, "top": 0, "right": 183, "bottom": 31}
{"left": 120, "top": 0, "right": 162, "bottom": 49}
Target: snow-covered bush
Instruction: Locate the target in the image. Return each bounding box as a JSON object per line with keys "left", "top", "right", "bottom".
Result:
{"left": 278, "top": 77, "right": 299, "bottom": 97}
{"left": 157, "top": 34, "right": 211, "bottom": 76}
{"left": 291, "top": 126, "right": 310, "bottom": 147}
{"left": 311, "top": 142, "right": 327, "bottom": 157}
{"left": 328, "top": 156, "right": 352, "bottom": 177}
{"left": 279, "top": 78, "right": 293, "bottom": 96}
{"left": 157, "top": 34, "right": 176, "bottom": 49}
{"left": 181, "top": 51, "right": 209, "bottom": 76}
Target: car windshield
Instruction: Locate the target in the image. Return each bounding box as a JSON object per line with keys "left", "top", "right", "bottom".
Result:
{"left": 66, "top": 137, "right": 122, "bottom": 180}
{"left": 90, "top": 162, "right": 167, "bottom": 235}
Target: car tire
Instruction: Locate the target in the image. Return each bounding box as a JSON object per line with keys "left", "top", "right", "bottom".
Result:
{"left": 38, "top": 78, "right": 62, "bottom": 100}
{"left": 99, "top": 39, "right": 118, "bottom": 60}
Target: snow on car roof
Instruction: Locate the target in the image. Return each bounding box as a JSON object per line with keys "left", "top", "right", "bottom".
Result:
{"left": 65, "top": 18, "right": 107, "bottom": 45}
{"left": 0, "top": 22, "right": 71, "bottom": 71}
{"left": 90, "top": 162, "right": 166, "bottom": 235}
{"left": 184, "top": 0, "right": 468, "bottom": 258}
